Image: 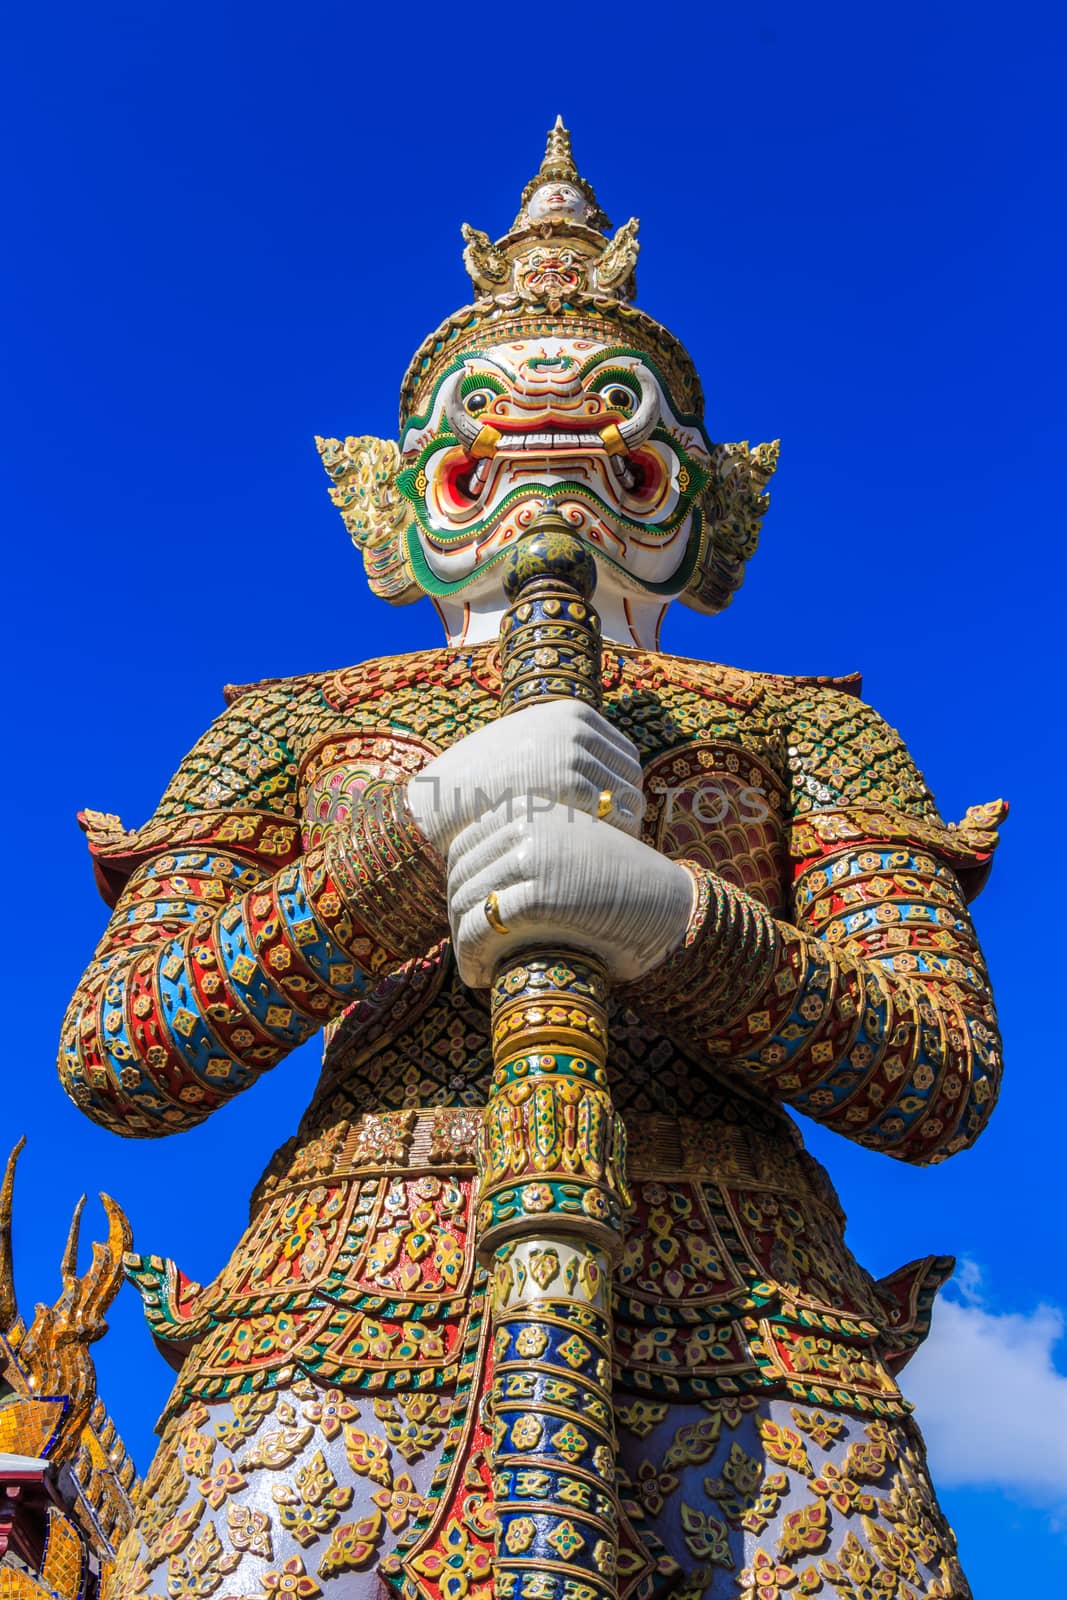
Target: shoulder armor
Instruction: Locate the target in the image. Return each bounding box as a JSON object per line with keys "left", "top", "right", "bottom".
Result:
{"left": 645, "top": 649, "right": 862, "bottom": 705}
{"left": 782, "top": 669, "right": 862, "bottom": 697}
{"left": 750, "top": 668, "right": 864, "bottom": 699}
{"left": 221, "top": 665, "right": 342, "bottom": 707}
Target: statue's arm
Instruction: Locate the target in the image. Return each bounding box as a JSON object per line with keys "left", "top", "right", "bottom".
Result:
{"left": 623, "top": 693, "right": 1005, "bottom": 1165}
{"left": 58, "top": 685, "right": 447, "bottom": 1138}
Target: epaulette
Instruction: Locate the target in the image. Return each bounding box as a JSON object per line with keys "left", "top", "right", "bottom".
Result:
{"left": 756, "top": 669, "right": 864, "bottom": 699}
{"left": 653, "top": 647, "right": 864, "bottom": 706}
{"left": 221, "top": 667, "right": 338, "bottom": 707}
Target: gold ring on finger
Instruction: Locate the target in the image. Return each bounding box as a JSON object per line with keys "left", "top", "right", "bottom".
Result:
{"left": 596, "top": 789, "right": 613, "bottom": 820}
{"left": 483, "top": 892, "right": 510, "bottom": 934}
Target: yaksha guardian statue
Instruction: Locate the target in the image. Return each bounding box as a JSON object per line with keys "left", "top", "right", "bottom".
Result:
{"left": 62, "top": 121, "right": 1005, "bottom": 1600}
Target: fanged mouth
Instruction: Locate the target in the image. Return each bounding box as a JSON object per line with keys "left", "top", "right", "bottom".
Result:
{"left": 428, "top": 362, "right": 672, "bottom": 511}
{"left": 443, "top": 432, "right": 659, "bottom": 509}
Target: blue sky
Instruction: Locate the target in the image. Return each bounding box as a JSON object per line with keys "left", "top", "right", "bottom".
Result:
{"left": 3, "top": 3, "right": 1065, "bottom": 1592}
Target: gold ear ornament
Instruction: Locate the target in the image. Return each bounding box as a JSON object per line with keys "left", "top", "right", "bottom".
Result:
{"left": 315, "top": 433, "right": 421, "bottom": 605}
{"left": 682, "top": 438, "right": 780, "bottom": 615}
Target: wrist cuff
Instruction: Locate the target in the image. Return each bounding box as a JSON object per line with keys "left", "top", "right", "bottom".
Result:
{"left": 324, "top": 781, "right": 448, "bottom": 969}
{"left": 621, "top": 863, "right": 780, "bottom": 1034}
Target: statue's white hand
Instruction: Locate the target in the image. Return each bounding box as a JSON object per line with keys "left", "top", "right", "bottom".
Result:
{"left": 446, "top": 802, "right": 695, "bottom": 988}
{"left": 405, "top": 700, "right": 644, "bottom": 857}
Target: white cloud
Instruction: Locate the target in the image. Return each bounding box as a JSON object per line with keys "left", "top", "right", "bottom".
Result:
{"left": 904, "top": 1260, "right": 1067, "bottom": 1513}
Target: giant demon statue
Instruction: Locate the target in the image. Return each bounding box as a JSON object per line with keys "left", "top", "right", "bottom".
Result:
{"left": 62, "top": 122, "right": 1004, "bottom": 1600}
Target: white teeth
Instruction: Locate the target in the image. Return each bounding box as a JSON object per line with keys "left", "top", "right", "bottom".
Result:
{"left": 514, "top": 430, "right": 605, "bottom": 450}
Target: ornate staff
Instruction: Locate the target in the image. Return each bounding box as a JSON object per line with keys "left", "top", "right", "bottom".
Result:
{"left": 477, "top": 506, "right": 629, "bottom": 1600}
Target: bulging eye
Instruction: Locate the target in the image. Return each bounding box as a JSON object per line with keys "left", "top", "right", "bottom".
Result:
{"left": 463, "top": 389, "right": 494, "bottom": 416}
{"left": 606, "top": 385, "right": 637, "bottom": 415}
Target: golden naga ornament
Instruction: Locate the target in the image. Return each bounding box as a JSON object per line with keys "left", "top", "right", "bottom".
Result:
{"left": 53, "top": 117, "right": 1008, "bottom": 1600}
{"left": 0, "top": 1140, "right": 136, "bottom": 1597}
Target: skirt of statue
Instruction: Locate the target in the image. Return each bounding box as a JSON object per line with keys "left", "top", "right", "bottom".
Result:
{"left": 112, "top": 1106, "right": 971, "bottom": 1600}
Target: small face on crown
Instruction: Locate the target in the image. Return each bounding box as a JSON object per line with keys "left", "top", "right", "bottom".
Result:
{"left": 396, "top": 335, "right": 712, "bottom": 604}
{"left": 526, "top": 181, "right": 594, "bottom": 224}
{"left": 512, "top": 242, "right": 590, "bottom": 303}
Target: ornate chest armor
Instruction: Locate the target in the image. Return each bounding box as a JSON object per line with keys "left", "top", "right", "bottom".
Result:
{"left": 87, "top": 642, "right": 999, "bottom": 1442}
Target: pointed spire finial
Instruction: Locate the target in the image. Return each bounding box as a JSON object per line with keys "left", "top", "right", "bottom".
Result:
{"left": 507, "top": 118, "right": 612, "bottom": 234}
{"left": 539, "top": 116, "right": 578, "bottom": 184}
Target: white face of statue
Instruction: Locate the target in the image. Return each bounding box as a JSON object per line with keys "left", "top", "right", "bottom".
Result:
{"left": 397, "top": 336, "right": 712, "bottom": 647}
{"left": 526, "top": 182, "right": 594, "bottom": 224}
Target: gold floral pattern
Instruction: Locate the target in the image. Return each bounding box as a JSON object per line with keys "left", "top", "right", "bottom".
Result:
{"left": 272, "top": 1448, "right": 354, "bottom": 1547}
{"left": 226, "top": 1501, "right": 273, "bottom": 1560}
{"left": 255, "top": 1554, "right": 323, "bottom": 1598}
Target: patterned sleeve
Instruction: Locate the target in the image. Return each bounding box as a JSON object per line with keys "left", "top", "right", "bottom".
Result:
{"left": 59, "top": 681, "right": 446, "bottom": 1139}
{"left": 625, "top": 691, "right": 1006, "bottom": 1166}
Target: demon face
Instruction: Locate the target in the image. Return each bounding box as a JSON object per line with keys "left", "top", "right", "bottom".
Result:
{"left": 397, "top": 337, "right": 712, "bottom": 604}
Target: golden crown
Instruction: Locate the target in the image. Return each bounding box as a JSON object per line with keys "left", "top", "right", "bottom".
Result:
{"left": 320, "top": 121, "right": 779, "bottom": 620}
{"left": 397, "top": 117, "right": 695, "bottom": 424}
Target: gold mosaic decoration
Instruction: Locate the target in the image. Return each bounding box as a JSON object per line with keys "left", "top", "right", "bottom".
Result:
{"left": 0, "top": 1140, "right": 136, "bottom": 1597}
{"left": 51, "top": 120, "right": 1005, "bottom": 1600}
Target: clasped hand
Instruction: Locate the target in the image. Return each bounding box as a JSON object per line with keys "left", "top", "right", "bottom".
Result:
{"left": 406, "top": 701, "right": 694, "bottom": 987}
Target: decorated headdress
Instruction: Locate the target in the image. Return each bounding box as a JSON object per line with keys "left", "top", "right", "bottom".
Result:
{"left": 317, "top": 120, "right": 777, "bottom": 616}
{"left": 510, "top": 114, "right": 613, "bottom": 232}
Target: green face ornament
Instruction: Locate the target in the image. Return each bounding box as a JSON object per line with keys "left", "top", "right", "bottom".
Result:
{"left": 395, "top": 336, "right": 713, "bottom": 603}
